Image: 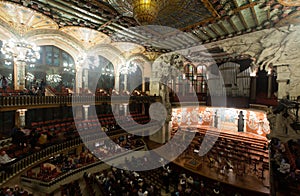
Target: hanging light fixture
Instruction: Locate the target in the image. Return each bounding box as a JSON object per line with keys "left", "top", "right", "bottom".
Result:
{"left": 132, "top": 0, "right": 161, "bottom": 25}
{"left": 107, "top": 0, "right": 168, "bottom": 25}
{"left": 1, "top": 39, "right": 40, "bottom": 64}
{"left": 101, "top": 66, "right": 114, "bottom": 77}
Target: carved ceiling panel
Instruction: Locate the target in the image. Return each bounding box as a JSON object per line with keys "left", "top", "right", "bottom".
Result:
{"left": 0, "top": 0, "right": 299, "bottom": 52}
{"left": 111, "top": 42, "right": 145, "bottom": 57}
{"left": 0, "top": 1, "right": 58, "bottom": 36}
{"left": 60, "top": 26, "right": 111, "bottom": 49}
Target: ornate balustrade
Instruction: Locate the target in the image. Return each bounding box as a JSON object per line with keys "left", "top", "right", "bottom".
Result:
{"left": 20, "top": 146, "right": 145, "bottom": 194}
{"left": 0, "top": 121, "right": 157, "bottom": 186}
{"left": 0, "top": 95, "right": 160, "bottom": 110}
{"left": 0, "top": 137, "right": 82, "bottom": 186}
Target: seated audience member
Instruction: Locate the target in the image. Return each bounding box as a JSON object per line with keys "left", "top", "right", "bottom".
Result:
{"left": 0, "top": 150, "right": 15, "bottom": 173}
{"left": 38, "top": 133, "right": 48, "bottom": 146}
{"left": 0, "top": 150, "right": 14, "bottom": 164}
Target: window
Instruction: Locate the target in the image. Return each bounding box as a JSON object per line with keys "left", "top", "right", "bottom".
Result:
{"left": 28, "top": 46, "right": 75, "bottom": 89}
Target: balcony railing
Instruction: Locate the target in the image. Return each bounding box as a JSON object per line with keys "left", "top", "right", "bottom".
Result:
{"left": 0, "top": 137, "right": 82, "bottom": 186}
{"left": 20, "top": 146, "right": 145, "bottom": 194}
{"left": 0, "top": 95, "right": 161, "bottom": 109}
{"left": 0, "top": 122, "right": 159, "bottom": 186}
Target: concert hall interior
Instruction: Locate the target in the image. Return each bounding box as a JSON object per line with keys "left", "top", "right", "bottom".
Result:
{"left": 0, "top": 0, "right": 300, "bottom": 195}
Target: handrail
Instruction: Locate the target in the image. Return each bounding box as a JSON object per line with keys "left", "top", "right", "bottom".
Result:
{"left": 0, "top": 95, "right": 160, "bottom": 109}
{"left": 0, "top": 122, "right": 155, "bottom": 186}
{"left": 20, "top": 146, "right": 145, "bottom": 194}
{"left": 0, "top": 137, "right": 82, "bottom": 186}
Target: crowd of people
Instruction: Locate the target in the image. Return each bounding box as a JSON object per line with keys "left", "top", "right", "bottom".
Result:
{"left": 271, "top": 138, "right": 300, "bottom": 194}
{"left": 26, "top": 150, "right": 97, "bottom": 182}
{"left": 85, "top": 166, "right": 160, "bottom": 196}
{"left": 80, "top": 155, "right": 239, "bottom": 196}
{"left": 0, "top": 185, "right": 32, "bottom": 196}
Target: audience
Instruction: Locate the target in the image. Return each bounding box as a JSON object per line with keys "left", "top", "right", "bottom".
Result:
{"left": 270, "top": 138, "right": 300, "bottom": 194}
{"left": 0, "top": 150, "right": 15, "bottom": 174}
{"left": 0, "top": 185, "right": 32, "bottom": 196}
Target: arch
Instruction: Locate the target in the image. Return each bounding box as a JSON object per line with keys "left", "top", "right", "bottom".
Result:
{"left": 87, "top": 54, "right": 115, "bottom": 91}
{"left": 25, "top": 30, "right": 82, "bottom": 63}
{"left": 126, "top": 54, "right": 151, "bottom": 77}
{"left": 87, "top": 44, "right": 126, "bottom": 76}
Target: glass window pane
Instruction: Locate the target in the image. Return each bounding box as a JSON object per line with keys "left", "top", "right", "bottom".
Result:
{"left": 45, "top": 46, "right": 52, "bottom": 65}
{"left": 53, "top": 47, "right": 60, "bottom": 66}
{"left": 62, "top": 52, "right": 69, "bottom": 67}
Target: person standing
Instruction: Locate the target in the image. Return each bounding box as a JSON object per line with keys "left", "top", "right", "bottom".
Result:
{"left": 1, "top": 76, "right": 7, "bottom": 93}
{"left": 39, "top": 79, "right": 46, "bottom": 96}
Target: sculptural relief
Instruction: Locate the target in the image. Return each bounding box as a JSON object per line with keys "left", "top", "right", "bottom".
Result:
{"left": 217, "top": 24, "right": 300, "bottom": 98}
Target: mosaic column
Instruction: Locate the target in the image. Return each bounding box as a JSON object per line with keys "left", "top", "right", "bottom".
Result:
{"left": 14, "top": 61, "right": 26, "bottom": 90}
{"left": 16, "top": 109, "right": 27, "bottom": 127}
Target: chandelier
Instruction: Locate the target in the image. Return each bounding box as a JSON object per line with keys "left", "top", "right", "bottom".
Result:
{"left": 1, "top": 39, "right": 40, "bottom": 64}
{"left": 46, "top": 74, "right": 62, "bottom": 85}
{"left": 107, "top": 0, "right": 167, "bottom": 25}
{"left": 120, "top": 61, "right": 138, "bottom": 75}
{"left": 132, "top": 0, "right": 160, "bottom": 25}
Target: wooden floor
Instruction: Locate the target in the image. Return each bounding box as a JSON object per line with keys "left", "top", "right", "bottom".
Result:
{"left": 172, "top": 154, "right": 270, "bottom": 195}
{"left": 145, "top": 128, "right": 270, "bottom": 195}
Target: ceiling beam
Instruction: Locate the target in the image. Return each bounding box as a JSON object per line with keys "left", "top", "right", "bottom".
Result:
{"left": 200, "top": 28, "right": 214, "bottom": 39}
{"left": 201, "top": 0, "right": 221, "bottom": 18}
{"left": 180, "top": 17, "right": 216, "bottom": 31}
{"left": 232, "top": 2, "right": 259, "bottom": 14}
{"left": 228, "top": 17, "right": 239, "bottom": 32}
{"left": 193, "top": 30, "right": 208, "bottom": 41}
{"left": 208, "top": 25, "right": 220, "bottom": 37}
{"left": 191, "top": 31, "right": 203, "bottom": 41}
{"left": 180, "top": 1, "right": 259, "bottom": 32}
{"left": 232, "top": 0, "right": 249, "bottom": 29}
{"left": 248, "top": 0, "right": 259, "bottom": 26}
{"left": 217, "top": 22, "right": 229, "bottom": 35}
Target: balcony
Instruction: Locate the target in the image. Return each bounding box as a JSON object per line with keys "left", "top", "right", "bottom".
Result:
{"left": 0, "top": 95, "right": 161, "bottom": 111}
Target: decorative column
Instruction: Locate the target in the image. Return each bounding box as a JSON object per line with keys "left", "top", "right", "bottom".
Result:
{"left": 14, "top": 61, "right": 26, "bottom": 90}
{"left": 75, "top": 67, "right": 83, "bottom": 94}
{"left": 250, "top": 76, "right": 257, "bottom": 101}
{"left": 124, "top": 74, "right": 128, "bottom": 92}
{"left": 115, "top": 74, "right": 120, "bottom": 92}
{"left": 75, "top": 54, "right": 86, "bottom": 94}
{"left": 182, "top": 74, "right": 186, "bottom": 96}
{"left": 276, "top": 65, "right": 290, "bottom": 99}
{"left": 142, "top": 77, "right": 145, "bottom": 92}
{"left": 16, "top": 109, "right": 27, "bottom": 127}
{"left": 267, "top": 68, "right": 273, "bottom": 98}
{"left": 83, "top": 69, "right": 89, "bottom": 91}
{"left": 83, "top": 105, "right": 90, "bottom": 120}
{"left": 1, "top": 40, "right": 40, "bottom": 90}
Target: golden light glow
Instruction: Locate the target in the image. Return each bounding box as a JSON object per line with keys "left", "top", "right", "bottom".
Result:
{"left": 132, "top": 0, "right": 160, "bottom": 25}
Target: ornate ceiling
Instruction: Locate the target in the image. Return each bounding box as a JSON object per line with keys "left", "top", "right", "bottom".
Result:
{"left": 0, "top": 0, "right": 299, "bottom": 53}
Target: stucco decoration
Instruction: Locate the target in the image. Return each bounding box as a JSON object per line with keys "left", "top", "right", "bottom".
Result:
{"left": 152, "top": 53, "right": 186, "bottom": 122}
{"left": 216, "top": 25, "right": 300, "bottom": 98}
{"left": 257, "top": 25, "right": 300, "bottom": 97}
